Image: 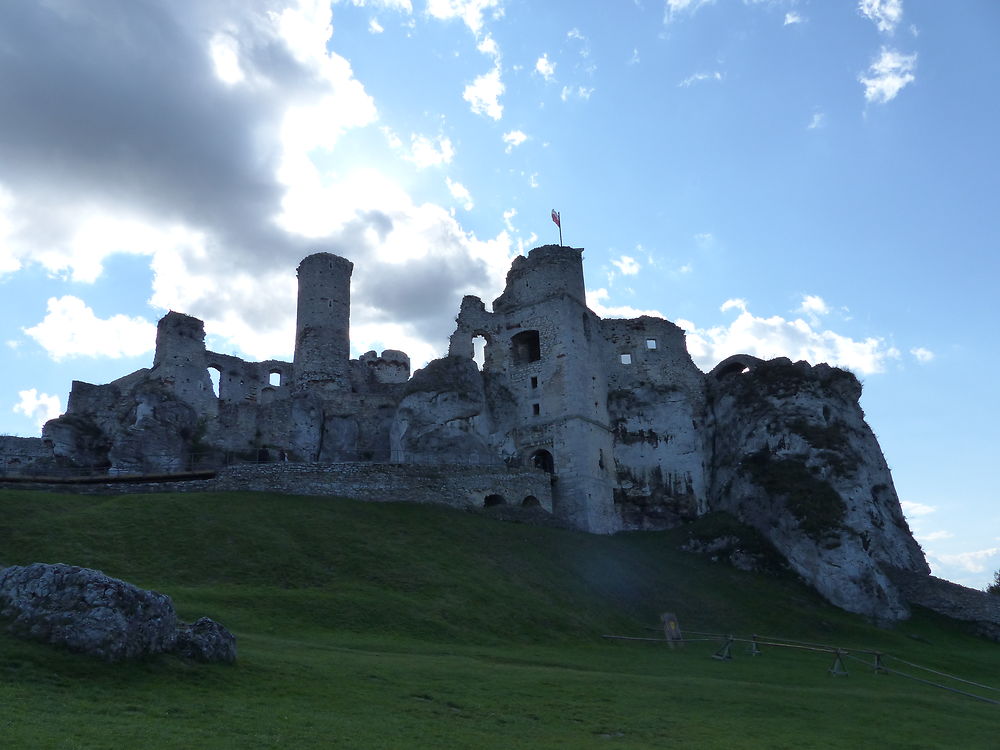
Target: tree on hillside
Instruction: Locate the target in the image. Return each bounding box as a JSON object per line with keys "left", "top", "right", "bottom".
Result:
{"left": 988, "top": 570, "right": 1000, "bottom": 596}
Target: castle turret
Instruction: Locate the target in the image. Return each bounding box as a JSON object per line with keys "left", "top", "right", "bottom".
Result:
{"left": 293, "top": 252, "right": 353, "bottom": 392}
{"left": 493, "top": 245, "right": 586, "bottom": 312}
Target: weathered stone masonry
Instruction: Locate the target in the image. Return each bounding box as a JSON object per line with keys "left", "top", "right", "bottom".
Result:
{"left": 2, "top": 243, "right": 963, "bottom": 625}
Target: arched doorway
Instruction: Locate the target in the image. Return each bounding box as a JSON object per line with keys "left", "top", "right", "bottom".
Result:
{"left": 531, "top": 449, "right": 554, "bottom": 474}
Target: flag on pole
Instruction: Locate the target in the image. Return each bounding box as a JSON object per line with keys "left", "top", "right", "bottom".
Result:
{"left": 551, "top": 209, "right": 561, "bottom": 227}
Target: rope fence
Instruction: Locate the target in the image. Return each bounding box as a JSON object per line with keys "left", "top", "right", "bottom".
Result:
{"left": 603, "top": 627, "right": 1000, "bottom": 706}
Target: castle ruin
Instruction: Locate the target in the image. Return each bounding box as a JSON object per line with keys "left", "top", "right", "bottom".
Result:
{"left": 2, "top": 245, "right": 936, "bottom": 622}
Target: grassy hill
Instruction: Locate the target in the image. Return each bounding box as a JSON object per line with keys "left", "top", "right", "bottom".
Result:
{"left": 1, "top": 489, "right": 997, "bottom": 749}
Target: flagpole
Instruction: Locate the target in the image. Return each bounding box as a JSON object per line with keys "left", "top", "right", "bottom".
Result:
{"left": 551, "top": 208, "right": 562, "bottom": 246}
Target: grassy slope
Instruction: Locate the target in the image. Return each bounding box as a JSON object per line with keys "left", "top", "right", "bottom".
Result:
{"left": 0, "top": 489, "right": 997, "bottom": 749}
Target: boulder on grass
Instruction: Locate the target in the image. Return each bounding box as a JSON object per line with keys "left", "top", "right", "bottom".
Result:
{"left": 174, "top": 617, "right": 237, "bottom": 663}
{"left": 0, "top": 563, "right": 236, "bottom": 663}
{"left": 0, "top": 563, "right": 177, "bottom": 662}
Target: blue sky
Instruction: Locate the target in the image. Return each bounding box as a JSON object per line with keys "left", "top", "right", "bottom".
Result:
{"left": 0, "top": 0, "right": 997, "bottom": 589}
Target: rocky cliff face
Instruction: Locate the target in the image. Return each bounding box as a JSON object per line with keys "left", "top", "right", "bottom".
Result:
{"left": 390, "top": 357, "right": 501, "bottom": 464}
{"left": 707, "top": 357, "right": 929, "bottom": 622}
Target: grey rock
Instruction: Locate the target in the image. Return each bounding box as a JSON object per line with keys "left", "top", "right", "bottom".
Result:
{"left": 0, "top": 563, "right": 236, "bottom": 663}
{"left": 0, "top": 563, "right": 177, "bottom": 661}
{"left": 173, "top": 617, "right": 237, "bottom": 663}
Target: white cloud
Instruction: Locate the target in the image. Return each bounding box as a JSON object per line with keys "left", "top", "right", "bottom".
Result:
{"left": 13, "top": 389, "right": 62, "bottom": 431}
{"left": 407, "top": 134, "right": 456, "bottom": 168}
{"left": 859, "top": 0, "right": 903, "bottom": 34}
{"left": 425, "top": 0, "right": 502, "bottom": 36}
{"left": 464, "top": 65, "right": 505, "bottom": 119}
{"left": 208, "top": 33, "right": 245, "bottom": 85}
{"left": 807, "top": 112, "right": 825, "bottom": 130}
{"left": 797, "top": 295, "right": 830, "bottom": 317}
{"left": 346, "top": 0, "right": 413, "bottom": 10}
{"left": 916, "top": 530, "right": 953, "bottom": 542}
{"left": 611, "top": 255, "right": 641, "bottom": 276}
{"left": 901, "top": 500, "right": 937, "bottom": 516}
{"left": 0, "top": 1, "right": 525, "bottom": 371}
{"left": 502, "top": 208, "right": 517, "bottom": 232}
{"left": 910, "top": 346, "right": 934, "bottom": 363}
{"left": 446, "top": 177, "right": 474, "bottom": 210}
{"left": 587, "top": 288, "right": 666, "bottom": 319}
{"left": 560, "top": 85, "right": 595, "bottom": 102}
{"left": 502, "top": 130, "right": 528, "bottom": 153}
{"left": 368, "top": 18, "right": 384, "bottom": 33}
{"left": 476, "top": 34, "right": 499, "bottom": 60}
{"left": 931, "top": 547, "right": 1000, "bottom": 574}
{"left": 859, "top": 47, "right": 917, "bottom": 104}
{"left": 680, "top": 298, "right": 900, "bottom": 374}
{"left": 535, "top": 53, "right": 556, "bottom": 81}
{"left": 784, "top": 12, "right": 803, "bottom": 25}
{"left": 679, "top": 71, "right": 723, "bottom": 88}
{"left": 629, "top": 48, "right": 640, "bottom": 65}
{"left": 23, "top": 296, "right": 157, "bottom": 361}
{"left": 664, "top": 0, "right": 715, "bottom": 23}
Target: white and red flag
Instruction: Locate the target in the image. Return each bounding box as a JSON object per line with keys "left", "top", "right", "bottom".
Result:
{"left": 551, "top": 209, "right": 561, "bottom": 227}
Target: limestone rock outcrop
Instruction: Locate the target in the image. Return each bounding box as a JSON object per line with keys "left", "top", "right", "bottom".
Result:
{"left": 0, "top": 563, "right": 235, "bottom": 663}
{"left": 707, "top": 357, "right": 929, "bottom": 621}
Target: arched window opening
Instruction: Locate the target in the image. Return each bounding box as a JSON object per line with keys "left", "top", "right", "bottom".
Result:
{"left": 531, "top": 449, "right": 555, "bottom": 474}
{"left": 522, "top": 495, "right": 540, "bottom": 508}
{"left": 208, "top": 366, "right": 222, "bottom": 398}
{"left": 269, "top": 370, "right": 281, "bottom": 387}
{"left": 472, "top": 335, "right": 487, "bottom": 371}
{"left": 511, "top": 330, "right": 541, "bottom": 365}
{"left": 484, "top": 494, "right": 505, "bottom": 507}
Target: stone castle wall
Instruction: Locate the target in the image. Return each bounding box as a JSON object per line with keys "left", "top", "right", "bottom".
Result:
{"left": 0, "top": 462, "right": 553, "bottom": 515}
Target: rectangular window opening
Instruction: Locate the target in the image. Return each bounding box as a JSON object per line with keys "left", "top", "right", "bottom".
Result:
{"left": 532, "top": 403, "right": 541, "bottom": 416}
{"left": 646, "top": 338, "right": 657, "bottom": 350}
{"left": 620, "top": 353, "right": 632, "bottom": 365}
{"left": 530, "top": 376, "right": 538, "bottom": 389}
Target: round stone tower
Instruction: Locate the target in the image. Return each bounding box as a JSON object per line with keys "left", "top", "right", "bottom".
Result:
{"left": 293, "top": 252, "right": 354, "bottom": 392}
{"left": 492, "top": 244, "right": 586, "bottom": 313}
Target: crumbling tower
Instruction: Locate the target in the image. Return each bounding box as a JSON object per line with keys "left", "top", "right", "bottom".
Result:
{"left": 293, "top": 252, "right": 353, "bottom": 393}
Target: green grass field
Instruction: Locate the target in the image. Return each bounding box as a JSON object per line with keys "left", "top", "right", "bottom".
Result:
{"left": 1, "top": 489, "right": 997, "bottom": 749}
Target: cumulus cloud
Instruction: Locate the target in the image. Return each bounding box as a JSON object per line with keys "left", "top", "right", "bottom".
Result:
{"left": 0, "top": 1, "right": 523, "bottom": 370}
{"left": 535, "top": 53, "right": 556, "bottom": 81}
{"left": 664, "top": 0, "right": 715, "bottom": 23}
{"left": 446, "top": 177, "right": 474, "bottom": 210}
{"left": 910, "top": 346, "right": 934, "bottom": 363}
{"left": 587, "top": 289, "right": 666, "bottom": 320}
{"left": 368, "top": 18, "right": 384, "bottom": 33}
{"left": 464, "top": 65, "right": 505, "bottom": 119}
{"left": 860, "top": 47, "right": 917, "bottom": 104}
{"left": 859, "top": 0, "right": 903, "bottom": 34}
{"left": 502, "top": 130, "right": 528, "bottom": 153}
{"left": 901, "top": 500, "right": 936, "bottom": 516}
{"left": 916, "top": 530, "right": 953, "bottom": 542}
{"left": 13, "top": 389, "right": 62, "bottom": 431}
{"left": 425, "top": 0, "right": 502, "bottom": 37}
{"left": 681, "top": 297, "right": 900, "bottom": 374}
{"left": 611, "top": 255, "right": 641, "bottom": 276}
{"left": 407, "top": 134, "right": 456, "bottom": 168}
{"left": 931, "top": 547, "right": 1000, "bottom": 574}
{"left": 23, "top": 296, "right": 157, "bottom": 361}
{"left": 784, "top": 12, "right": 803, "bottom": 25}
